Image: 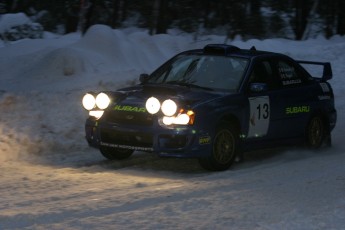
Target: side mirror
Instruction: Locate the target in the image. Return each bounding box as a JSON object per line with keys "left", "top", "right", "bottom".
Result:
{"left": 139, "top": 73, "right": 149, "bottom": 83}
{"left": 250, "top": 83, "right": 268, "bottom": 93}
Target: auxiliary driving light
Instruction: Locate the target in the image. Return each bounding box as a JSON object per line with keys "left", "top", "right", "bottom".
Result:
{"left": 161, "top": 99, "right": 177, "bottom": 116}
{"left": 82, "top": 93, "right": 96, "bottom": 110}
{"left": 146, "top": 97, "right": 161, "bottom": 114}
{"left": 96, "top": 92, "right": 111, "bottom": 110}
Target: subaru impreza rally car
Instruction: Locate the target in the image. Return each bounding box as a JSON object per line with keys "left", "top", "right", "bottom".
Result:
{"left": 82, "top": 44, "right": 336, "bottom": 171}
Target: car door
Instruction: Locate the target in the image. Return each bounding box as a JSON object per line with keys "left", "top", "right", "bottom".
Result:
{"left": 246, "top": 56, "right": 312, "bottom": 142}
{"left": 267, "top": 57, "right": 314, "bottom": 139}
{"left": 246, "top": 58, "right": 280, "bottom": 141}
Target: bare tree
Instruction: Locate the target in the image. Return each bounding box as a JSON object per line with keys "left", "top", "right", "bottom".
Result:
{"left": 111, "top": 0, "right": 125, "bottom": 28}
{"left": 337, "top": 0, "right": 345, "bottom": 35}
{"left": 301, "top": 0, "right": 319, "bottom": 40}
{"left": 294, "top": 0, "right": 311, "bottom": 40}
{"left": 149, "top": 0, "right": 168, "bottom": 35}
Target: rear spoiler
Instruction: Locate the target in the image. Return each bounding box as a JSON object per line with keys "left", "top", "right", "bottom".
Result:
{"left": 297, "top": 60, "right": 333, "bottom": 81}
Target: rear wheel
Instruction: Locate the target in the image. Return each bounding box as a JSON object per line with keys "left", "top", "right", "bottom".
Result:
{"left": 306, "top": 116, "right": 327, "bottom": 149}
{"left": 100, "top": 147, "right": 134, "bottom": 160}
{"left": 199, "top": 123, "right": 238, "bottom": 171}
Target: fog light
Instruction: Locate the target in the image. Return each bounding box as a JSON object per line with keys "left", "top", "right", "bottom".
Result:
{"left": 82, "top": 93, "right": 96, "bottom": 110}
{"left": 146, "top": 97, "right": 161, "bottom": 114}
{"left": 161, "top": 99, "right": 177, "bottom": 116}
{"left": 96, "top": 92, "right": 110, "bottom": 109}
{"left": 89, "top": 110, "right": 104, "bottom": 119}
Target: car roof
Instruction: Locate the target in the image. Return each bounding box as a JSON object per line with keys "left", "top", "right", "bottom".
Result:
{"left": 182, "top": 44, "right": 288, "bottom": 60}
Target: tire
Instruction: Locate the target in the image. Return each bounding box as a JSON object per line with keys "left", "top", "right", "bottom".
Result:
{"left": 100, "top": 146, "right": 134, "bottom": 160}
{"left": 305, "top": 116, "right": 327, "bottom": 149}
{"left": 199, "top": 123, "right": 238, "bottom": 171}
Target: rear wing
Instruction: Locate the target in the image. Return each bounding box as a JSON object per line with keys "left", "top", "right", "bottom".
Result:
{"left": 297, "top": 60, "right": 333, "bottom": 81}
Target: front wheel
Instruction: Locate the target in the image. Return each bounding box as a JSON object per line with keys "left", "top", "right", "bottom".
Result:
{"left": 100, "top": 146, "right": 134, "bottom": 160}
{"left": 199, "top": 123, "right": 238, "bottom": 171}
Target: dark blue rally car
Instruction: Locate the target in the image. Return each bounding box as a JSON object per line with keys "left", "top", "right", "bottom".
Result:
{"left": 82, "top": 44, "right": 337, "bottom": 171}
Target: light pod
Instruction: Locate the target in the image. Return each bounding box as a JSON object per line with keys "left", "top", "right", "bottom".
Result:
{"left": 96, "top": 92, "right": 111, "bottom": 110}
{"left": 146, "top": 97, "right": 161, "bottom": 114}
{"left": 161, "top": 99, "right": 177, "bottom": 116}
{"left": 82, "top": 93, "right": 96, "bottom": 110}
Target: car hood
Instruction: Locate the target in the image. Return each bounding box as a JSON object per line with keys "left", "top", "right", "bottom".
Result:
{"left": 109, "top": 84, "right": 231, "bottom": 109}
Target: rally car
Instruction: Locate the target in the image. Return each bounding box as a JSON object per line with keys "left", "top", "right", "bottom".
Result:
{"left": 82, "top": 44, "right": 337, "bottom": 171}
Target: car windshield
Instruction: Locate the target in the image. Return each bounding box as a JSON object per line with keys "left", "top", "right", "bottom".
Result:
{"left": 147, "top": 54, "right": 249, "bottom": 91}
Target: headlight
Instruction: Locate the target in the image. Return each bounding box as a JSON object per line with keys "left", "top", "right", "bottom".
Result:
{"left": 162, "top": 116, "right": 174, "bottom": 125}
{"left": 174, "top": 113, "right": 191, "bottom": 125}
{"left": 89, "top": 110, "right": 104, "bottom": 119}
{"left": 161, "top": 99, "right": 177, "bottom": 116}
{"left": 162, "top": 110, "right": 195, "bottom": 125}
{"left": 96, "top": 92, "right": 111, "bottom": 110}
{"left": 82, "top": 93, "right": 96, "bottom": 110}
{"left": 146, "top": 97, "right": 160, "bottom": 114}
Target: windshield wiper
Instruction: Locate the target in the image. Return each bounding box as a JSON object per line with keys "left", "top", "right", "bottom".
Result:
{"left": 165, "top": 81, "right": 213, "bottom": 91}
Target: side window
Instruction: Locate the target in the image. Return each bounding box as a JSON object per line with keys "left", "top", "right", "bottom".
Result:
{"left": 277, "top": 60, "right": 304, "bottom": 87}
{"left": 249, "top": 60, "right": 274, "bottom": 88}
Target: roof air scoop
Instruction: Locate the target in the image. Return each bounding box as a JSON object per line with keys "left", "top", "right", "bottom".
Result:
{"left": 203, "top": 44, "right": 240, "bottom": 55}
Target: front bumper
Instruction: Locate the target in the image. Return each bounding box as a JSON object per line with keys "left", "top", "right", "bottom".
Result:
{"left": 85, "top": 118, "right": 212, "bottom": 158}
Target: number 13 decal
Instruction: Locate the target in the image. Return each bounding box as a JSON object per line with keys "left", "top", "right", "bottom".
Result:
{"left": 256, "top": 103, "right": 270, "bottom": 120}
{"left": 248, "top": 96, "right": 270, "bottom": 138}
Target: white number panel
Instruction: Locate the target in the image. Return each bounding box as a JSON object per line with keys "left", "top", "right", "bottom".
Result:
{"left": 248, "top": 96, "right": 270, "bottom": 138}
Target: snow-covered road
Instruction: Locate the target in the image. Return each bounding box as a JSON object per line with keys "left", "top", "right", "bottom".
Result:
{"left": 1, "top": 147, "right": 345, "bottom": 229}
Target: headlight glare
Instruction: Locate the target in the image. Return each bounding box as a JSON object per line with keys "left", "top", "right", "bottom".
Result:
{"left": 162, "top": 110, "right": 195, "bottom": 126}
{"left": 174, "top": 114, "right": 190, "bottom": 125}
{"left": 146, "top": 97, "right": 160, "bottom": 114}
{"left": 162, "top": 116, "right": 174, "bottom": 125}
{"left": 161, "top": 99, "right": 177, "bottom": 116}
{"left": 89, "top": 110, "right": 104, "bottom": 119}
{"left": 96, "top": 92, "right": 111, "bottom": 109}
{"left": 82, "top": 93, "right": 96, "bottom": 110}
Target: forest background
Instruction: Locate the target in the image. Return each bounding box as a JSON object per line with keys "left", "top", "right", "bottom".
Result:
{"left": 0, "top": 0, "right": 344, "bottom": 41}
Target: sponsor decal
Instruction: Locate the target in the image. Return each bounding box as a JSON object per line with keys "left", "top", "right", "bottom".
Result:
{"left": 318, "top": 95, "right": 331, "bottom": 100}
{"left": 100, "top": 141, "right": 153, "bottom": 152}
{"left": 282, "top": 79, "right": 302, "bottom": 85}
{"left": 113, "top": 105, "right": 146, "bottom": 113}
{"left": 285, "top": 106, "right": 310, "bottom": 114}
{"left": 199, "top": 136, "right": 211, "bottom": 145}
{"left": 248, "top": 96, "right": 270, "bottom": 138}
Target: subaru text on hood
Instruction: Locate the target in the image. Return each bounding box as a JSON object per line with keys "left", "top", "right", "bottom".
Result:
{"left": 81, "top": 44, "right": 337, "bottom": 171}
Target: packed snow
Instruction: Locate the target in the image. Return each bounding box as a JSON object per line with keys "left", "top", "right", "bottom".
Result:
{"left": 0, "top": 13, "right": 31, "bottom": 33}
{"left": 0, "top": 24, "right": 344, "bottom": 229}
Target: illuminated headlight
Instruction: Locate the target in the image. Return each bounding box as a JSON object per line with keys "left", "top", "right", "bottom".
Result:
{"left": 161, "top": 99, "right": 177, "bottom": 116}
{"left": 174, "top": 113, "right": 190, "bottom": 125}
{"left": 82, "top": 93, "right": 96, "bottom": 110}
{"left": 146, "top": 97, "right": 160, "bottom": 114}
{"left": 96, "top": 92, "right": 110, "bottom": 110}
{"left": 89, "top": 110, "right": 104, "bottom": 119}
{"left": 162, "top": 110, "right": 195, "bottom": 125}
{"left": 162, "top": 116, "right": 174, "bottom": 125}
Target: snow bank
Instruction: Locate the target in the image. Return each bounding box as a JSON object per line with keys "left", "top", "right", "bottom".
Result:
{"left": 0, "top": 13, "right": 31, "bottom": 33}
{"left": 0, "top": 91, "right": 87, "bottom": 162}
{"left": 0, "top": 13, "right": 43, "bottom": 41}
